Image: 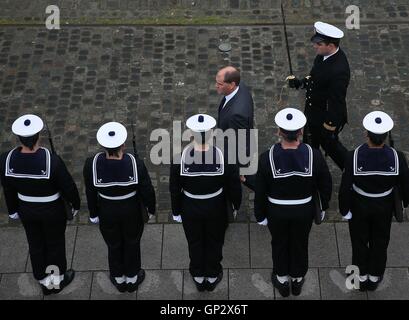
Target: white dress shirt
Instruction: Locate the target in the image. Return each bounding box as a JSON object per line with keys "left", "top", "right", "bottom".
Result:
{"left": 323, "top": 47, "right": 339, "bottom": 61}
{"left": 222, "top": 86, "right": 240, "bottom": 109}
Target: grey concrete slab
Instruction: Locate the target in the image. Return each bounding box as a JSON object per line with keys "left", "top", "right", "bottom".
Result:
{"left": 319, "top": 268, "right": 367, "bottom": 300}
{"left": 72, "top": 225, "right": 108, "bottom": 271}
{"left": 183, "top": 269, "right": 227, "bottom": 300}
{"left": 249, "top": 223, "right": 271, "bottom": 269}
{"left": 0, "top": 227, "right": 28, "bottom": 273}
{"left": 335, "top": 223, "right": 352, "bottom": 267}
{"left": 223, "top": 223, "right": 250, "bottom": 268}
{"left": 387, "top": 223, "right": 409, "bottom": 267}
{"left": 26, "top": 226, "right": 77, "bottom": 273}
{"left": 0, "top": 273, "right": 42, "bottom": 300}
{"left": 44, "top": 271, "right": 93, "bottom": 300}
{"left": 367, "top": 268, "right": 409, "bottom": 300}
{"left": 141, "top": 224, "right": 163, "bottom": 269}
{"left": 90, "top": 271, "right": 136, "bottom": 300}
{"left": 229, "top": 269, "right": 275, "bottom": 300}
{"left": 275, "top": 269, "right": 320, "bottom": 300}
{"left": 138, "top": 269, "right": 183, "bottom": 300}
{"left": 162, "top": 224, "right": 189, "bottom": 269}
{"left": 309, "top": 223, "right": 340, "bottom": 268}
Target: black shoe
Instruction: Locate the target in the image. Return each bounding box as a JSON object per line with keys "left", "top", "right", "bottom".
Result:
{"left": 54, "top": 269, "right": 75, "bottom": 294}
{"left": 271, "top": 274, "right": 290, "bottom": 298}
{"left": 367, "top": 276, "right": 383, "bottom": 291}
{"left": 127, "top": 269, "right": 146, "bottom": 293}
{"left": 109, "top": 276, "right": 127, "bottom": 293}
{"left": 358, "top": 279, "right": 369, "bottom": 292}
{"left": 206, "top": 271, "right": 223, "bottom": 292}
{"left": 193, "top": 278, "right": 206, "bottom": 292}
{"left": 291, "top": 278, "right": 305, "bottom": 296}
{"left": 40, "top": 284, "right": 55, "bottom": 296}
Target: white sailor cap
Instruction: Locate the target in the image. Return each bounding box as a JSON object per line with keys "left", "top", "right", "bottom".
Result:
{"left": 275, "top": 107, "right": 307, "bottom": 131}
{"left": 12, "top": 114, "right": 44, "bottom": 137}
{"left": 186, "top": 114, "right": 216, "bottom": 133}
{"left": 311, "top": 21, "right": 344, "bottom": 43}
{"left": 363, "top": 111, "right": 394, "bottom": 134}
{"left": 96, "top": 122, "right": 127, "bottom": 148}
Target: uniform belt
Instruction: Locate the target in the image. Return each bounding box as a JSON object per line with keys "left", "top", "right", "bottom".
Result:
{"left": 98, "top": 191, "right": 137, "bottom": 201}
{"left": 183, "top": 188, "right": 223, "bottom": 200}
{"left": 18, "top": 192, "right": 61, "bottom": 203}
{"left": 268, "top": 196, "right": 312, "bottom": 205}
{"left": 352, "top": 184, "right": 393, "bottom": 198}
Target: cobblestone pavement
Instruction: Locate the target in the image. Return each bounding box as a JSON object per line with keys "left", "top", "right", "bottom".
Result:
{"left": 0, "top": 0, "right": 409, "bottom": 299}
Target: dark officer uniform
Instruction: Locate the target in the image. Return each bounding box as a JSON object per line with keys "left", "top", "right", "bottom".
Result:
{"left": 339, "top": 111, "right": 409, "bottom": 291}
{"left": 0, "top": 114, "right": 80, "bottom": 294}
{"left": 170, "top": 114, "right": 242, "bottom": 291}
{"left": 255, "top": 108, "right": 332, "bottom": 297}
{"left": 83, "top": 122, "right": 156, "bottom": 292}
{"left": 289, "top": 22, "right": 350, "bottom": 170}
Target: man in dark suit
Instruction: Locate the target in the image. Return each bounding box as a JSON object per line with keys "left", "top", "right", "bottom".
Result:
{"left": 216, "top": 66, "right": 256, "bottom": 191}
{"left": 287, "top": 21, "right": 350, "bottom": 170}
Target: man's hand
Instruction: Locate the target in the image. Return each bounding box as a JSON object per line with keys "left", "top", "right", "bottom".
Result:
{"left": 148, "top": 214, "right": 155, "bottom": 221}
{"left": 323, "top": 122, "right": 337, "bottom": 131}
{"left": 240, "top": 175, "right": 246, "bottom": 183}
{"left": 173, "top": 215, "right": 182, "bottom": 223}
{"left": 321, "top": 211, "right": 326, "bottom": 222}
{"left": 257, "top": 218, "right": 268, "bottom": 226}
{"left": 9, "top": 212, "right": 19, "bottom": 220}
{"left": 72, "top": 208, "right": 79, "bottom": 218}
{"left": 90, "top": 217, "right": 99, "bottom": 224}
{"left": 286, "top": 75, "right": 302, "bottom": 89}
{"left": 343, "top": 211, "right": 352, "bottom": 220}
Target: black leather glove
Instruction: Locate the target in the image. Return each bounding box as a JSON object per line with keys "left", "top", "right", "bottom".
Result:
{"left": 286, "top": 75, "right": 302, "bottom": 89}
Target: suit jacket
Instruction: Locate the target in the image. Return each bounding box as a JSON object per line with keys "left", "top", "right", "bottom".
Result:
{"left": 304, "top": 48, "right": 350, "bottom": 128}
{"left": 217, "top": 83, "right": 254, "bottom": 168}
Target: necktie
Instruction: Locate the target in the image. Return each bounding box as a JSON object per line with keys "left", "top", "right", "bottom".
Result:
{"left": 218, "top": 97, "right": 226, "bottom": 113}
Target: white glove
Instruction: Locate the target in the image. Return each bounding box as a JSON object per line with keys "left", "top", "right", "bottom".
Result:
{"left": 90, "top": 217, "right": 100, "bottom": 224}
{"left": 148, "top": 214, "right": 155, "bottom": 220}
{"left": 9, "top": 212, "right": 19, "bottom": 220}
{"left": 321, "top": 211, "right": 325, "bottom": 222}
{"left": 343, "top": 211, "right": 352, "bottom": 220}
{"left": 72, "top": 208, "right": 79, "bottom": 218}
{"left": 173, "top": 215, "right": 182, "bottom": 223}
{"left": 233, "top": 210, "right": 238, "bottom": 220}
{"left": 257, "top": 218, "right": 268, "bottom": 226}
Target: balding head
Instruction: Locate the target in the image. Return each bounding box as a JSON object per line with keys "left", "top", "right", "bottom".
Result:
{"left": 215, "top": 66, "right": 241, "bottom": 95}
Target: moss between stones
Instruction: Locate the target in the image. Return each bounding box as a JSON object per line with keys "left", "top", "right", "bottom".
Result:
{"left": 0, "top": 16, "right": 272, "bottom": 25}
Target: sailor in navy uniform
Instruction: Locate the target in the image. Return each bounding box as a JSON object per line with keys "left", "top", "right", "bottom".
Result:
{"left": 170, "top": 114, "right": 242, "bottom": 292}
{"left": 83, "top": 122, "right": 156, "bottom": 293}
{"left": 339, "top": 111, "right": 409, "bottom": 291}
{"left": 287, "top": 21, "right": 350, "bottom": 170}
{"left": 0, "top": 114, "right": 79, "bottom": 295}
{"left": 254, "top": 108, "right": 332, "bottom": 297}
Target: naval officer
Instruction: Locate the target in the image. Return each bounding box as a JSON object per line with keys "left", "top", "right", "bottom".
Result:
{"left": 287, "top": 21, "right": 350, "bottom": 170}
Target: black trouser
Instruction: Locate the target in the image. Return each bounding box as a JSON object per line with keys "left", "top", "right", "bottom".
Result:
{"left": 19, "top": 200, "right": 67, "bottom": 281}
{"left": 267, "top": 202, "right": 314, "bottom": 278}
{"left": 182, "top": 196, "right": 228, "bottom": 277}
{"left": 349, "top": 193, "right": 393, "bottom": 277}
{"left": 99, "top": 197, "right": 144, "bottom": 278}
{"left": 306, "top": 123, "right": 348, "bottom": 170}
